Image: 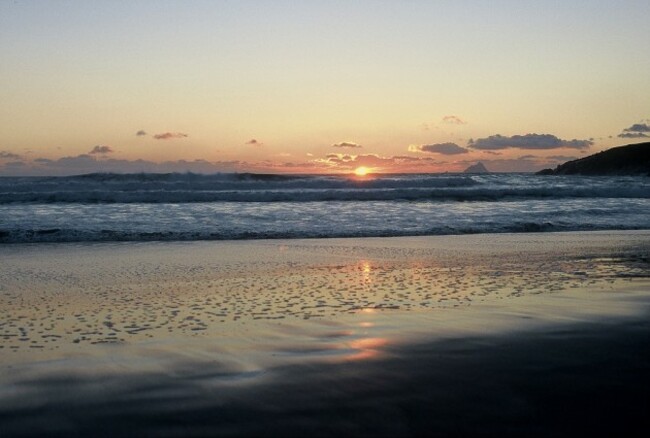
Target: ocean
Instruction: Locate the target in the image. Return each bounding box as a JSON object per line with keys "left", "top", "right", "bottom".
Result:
{"left": 1, "top": 172, "right": 649, "bottom": 243}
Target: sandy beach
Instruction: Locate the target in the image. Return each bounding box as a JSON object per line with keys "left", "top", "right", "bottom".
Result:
{"left": 1, "top": 231, "right": 650, "bottom": 436}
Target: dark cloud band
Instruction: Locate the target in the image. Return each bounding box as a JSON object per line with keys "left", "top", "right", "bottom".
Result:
{"left": 0, "top": 151, "right": 22, "bottom": 160}
{"left": 623, "top": 123, "right": 650, "bottom": 133}
{"left": 468, "top": 134, "right": 592, "bottom": 150}
{"left": 89, "top": 145, "right": 113, "bottom": 154}
{"left": 153, "top": 132, "right": 188, "bottom": 140}
{"left": 410, "top": 143, "right": 469, "bottom": 155}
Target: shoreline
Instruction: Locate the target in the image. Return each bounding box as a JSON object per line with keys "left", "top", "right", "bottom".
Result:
{"left": 4, "top": 227, "right": 650, "bottom": 245}
{"left": 1, "top": 230, "right": 650, "bottom": 436}
{"left": 3, "top": 227, "right": 650, "bottom": 250}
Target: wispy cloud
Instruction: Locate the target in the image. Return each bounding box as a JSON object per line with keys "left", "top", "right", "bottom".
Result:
{"left": 89, "top": 145, "right": 113, "bottom": 154}
{"left": 468, "top": 133, "right": 593, "bottom": 150}
{"left": 409, "top": 142, "right": 468, "bottom": 155}
{"left": 332, "top": 141, "right": 362, "bottom": 148}
{"left": 2, "top": 154, "right": 244, "bottom": 176}
{"left": 547, "top": 155, "right": 578, "bottom": 162}
{"left": 4, "top": 160, "right": 25, "bottom": 167}
{"left": 618, "top": 132, "right": 649, "bottom": 138}
{"left": 442, "top": 115, "right": 466, "bottom": 125}
{"left": 153, "top": 132, "right": 188, "bottom": 140}
{"left": 0, "top": 151, "right": 22, "bottom": 160}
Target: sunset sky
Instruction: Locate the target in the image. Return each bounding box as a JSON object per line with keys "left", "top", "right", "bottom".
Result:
{"left": 1, "top": 0, "right": 649, "bottom": 175}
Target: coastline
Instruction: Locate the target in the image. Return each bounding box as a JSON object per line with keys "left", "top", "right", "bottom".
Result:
{"left": 1, "top": 230, "right": 650, "bottom": 436}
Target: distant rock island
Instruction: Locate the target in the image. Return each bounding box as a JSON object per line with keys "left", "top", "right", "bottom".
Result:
{"left": 464, "top": 162, "right": 489, "bottom": 174}
{"left": 537, "top": 142, "right": 650, "bottom": 176}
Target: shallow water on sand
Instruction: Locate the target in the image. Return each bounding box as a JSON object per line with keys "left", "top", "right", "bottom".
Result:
{"left": 1, "top": 232, "right": 650, "bottom": 436}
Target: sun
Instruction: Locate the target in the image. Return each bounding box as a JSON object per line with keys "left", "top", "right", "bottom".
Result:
{"left": 354, "top": 166, "right": 369, "bottom": 177}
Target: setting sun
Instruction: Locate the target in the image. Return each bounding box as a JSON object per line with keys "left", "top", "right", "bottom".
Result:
{"left": 354, "top": 167, "right": 369, "bottom": 177}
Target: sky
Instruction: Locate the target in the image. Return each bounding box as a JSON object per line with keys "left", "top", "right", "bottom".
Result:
{"left": 1, "top": 0, "right": 649, "bottom": 175}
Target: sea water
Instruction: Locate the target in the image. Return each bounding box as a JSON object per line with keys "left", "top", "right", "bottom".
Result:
{"left": 1, "top": 172, "right": 649, "bottom": 243}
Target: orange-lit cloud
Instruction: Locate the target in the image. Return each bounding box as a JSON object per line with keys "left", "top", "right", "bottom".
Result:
{"left": 332, "top": 141, "right": 362, "bottom": 148}
{"left": 316, "top": 153, "right": 446, "bottom": 172}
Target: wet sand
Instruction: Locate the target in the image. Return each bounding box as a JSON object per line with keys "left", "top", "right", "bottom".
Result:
{"left": 1, "top": 231, "right": 650, "bottom": 436}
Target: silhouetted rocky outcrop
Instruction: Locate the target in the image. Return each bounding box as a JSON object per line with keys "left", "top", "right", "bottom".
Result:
{"left": 464, "top": 162, "right": 489, "bottom": 174}
{"left": 537, "top": 142, "right": 650, "bottom": 175}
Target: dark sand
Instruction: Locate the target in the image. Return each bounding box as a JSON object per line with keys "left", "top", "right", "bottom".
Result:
{"left": 1, "top": 231, "right": 649, "bottom": 436}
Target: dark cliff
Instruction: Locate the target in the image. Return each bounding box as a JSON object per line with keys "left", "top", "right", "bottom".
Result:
{"left": 537, "top": 142, "right": 650, "bottom": 175}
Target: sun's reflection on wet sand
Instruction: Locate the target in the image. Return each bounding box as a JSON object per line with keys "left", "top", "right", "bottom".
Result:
{"left": 346, "top": 336, "right": 389, "bottom": 361}
{"left": 360, "top": 260, "right": 373, "bottom": 286}
{"left": 337, "top": 307, "right": 389, "bottom": 361}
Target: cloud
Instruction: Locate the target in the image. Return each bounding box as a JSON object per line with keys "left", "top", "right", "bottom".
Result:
{"left": 468, "top": 133, "right": 593, "bottom": 150}
{"left": 246, "top": 139, "right": 262, "bottom": 145}
{"left": 617, "top": 122, "right": 650, "bottom": 138}
{"left": 332, "top": 141, "right": 362, "bottom": 148}
{"left": 0, "top": 151, "right": 22, "bottom": 160}
{"left": 442, "top": 115, "right": 466, "bottom": 125}
{"left": 316, "top": 153, "right": 445, "bottom": 172}
{"left": 623, "top": 123, "right": 650, "bottom": 133}
{"left": 1, "top": 149, "right": 557, "bottom": 175}
{"left": 4, "top": 160, "right": 25, "bottom": 167}
{"left": 153, "top": 132, "right": 188, "bottom": 140}
{"left": 618, "top": 132, "right": 649, "bottom": 138}
{"left": 547, "top": 155, "right": 578, "bottom": 162}
{"left": 89, "top": 145, "right": 114, "bottom": 154}
{"left": 1, "top": 154, "right": 245, "bottom": 176}
{"left": 136, "top": 130, "right": 147, "bottom": 136}
{"left": 409, "top": 143, "right": 468, "bottom": 155}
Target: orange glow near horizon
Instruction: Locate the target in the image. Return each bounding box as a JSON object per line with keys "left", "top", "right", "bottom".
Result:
{"left": 354, "top": 166, "right": 369, "bottom": 177}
